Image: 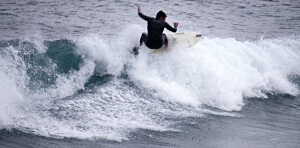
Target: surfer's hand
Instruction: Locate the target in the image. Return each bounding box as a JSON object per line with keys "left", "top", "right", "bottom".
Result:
{"left": 174, "top": 22, "right": 179, "bottom": 27}
{"left": 138, "top": 5, "right": 141, "bottom": 12}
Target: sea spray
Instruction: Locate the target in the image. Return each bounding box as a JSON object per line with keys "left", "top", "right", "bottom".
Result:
{"left": 0, "top": 45, "right": 26, "bottom": 127}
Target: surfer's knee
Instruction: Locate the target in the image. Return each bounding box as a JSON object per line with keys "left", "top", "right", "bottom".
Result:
{"left": 141, "top": 33, "right": 148, "bottom": 40}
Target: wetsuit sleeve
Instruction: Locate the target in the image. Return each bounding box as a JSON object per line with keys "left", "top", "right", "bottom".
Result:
{"left": 164, "top": 22, "right": 177, "bottom": 32}
{"left": 138, "top": 12, "right": 151, "bottom": 21}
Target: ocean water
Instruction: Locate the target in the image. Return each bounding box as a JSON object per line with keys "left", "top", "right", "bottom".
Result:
{"left": 0, "top": 0, "right": 300, "bottom": 147}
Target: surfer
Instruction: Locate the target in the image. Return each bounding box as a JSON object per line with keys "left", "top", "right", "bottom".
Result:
{"left": 133, "top": 5, "right": 179, "bottom": 54}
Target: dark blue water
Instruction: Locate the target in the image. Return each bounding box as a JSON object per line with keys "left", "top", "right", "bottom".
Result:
{"left": 1, "top": 0, "right": 300, "bottom": 147}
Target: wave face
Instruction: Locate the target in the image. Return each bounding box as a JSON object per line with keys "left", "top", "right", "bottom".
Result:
{"left": 0, "top": 26, "right": 299, "bottom": 141}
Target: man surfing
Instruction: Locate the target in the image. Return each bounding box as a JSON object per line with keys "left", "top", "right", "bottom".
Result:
{"left": 133, "top": 5, "right": 179, "bottom": 54}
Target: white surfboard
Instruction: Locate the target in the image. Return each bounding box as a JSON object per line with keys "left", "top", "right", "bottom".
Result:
{"left": 150, "top": 32, "right": 202, "bottom": 54}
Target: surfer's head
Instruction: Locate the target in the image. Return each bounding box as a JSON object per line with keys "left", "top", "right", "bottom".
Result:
{"left": 156, "top": 10, "right": 167, "bottom": 21}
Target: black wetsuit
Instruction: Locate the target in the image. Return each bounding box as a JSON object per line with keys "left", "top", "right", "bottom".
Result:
{"left": 138, "top": 12, "right": 177, "bottom": 49}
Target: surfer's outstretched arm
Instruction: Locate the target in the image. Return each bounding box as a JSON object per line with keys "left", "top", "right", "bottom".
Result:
{"left": 137, "top": 5, "right": 151, "bottom": 21}
{"left": 165, "top": 22, "right": 178, "bottom": 32}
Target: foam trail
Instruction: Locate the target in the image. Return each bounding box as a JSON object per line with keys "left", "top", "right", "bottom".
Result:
{"left": 129, "top": 35, "right": 300, "bottom": 111}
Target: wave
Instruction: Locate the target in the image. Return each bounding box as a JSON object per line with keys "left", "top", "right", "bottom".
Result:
{"left": 131, "top": 35, "right": 300, "bottom": 111}
{"left": 0, "top": 25, "right": 299, "bottom": 141}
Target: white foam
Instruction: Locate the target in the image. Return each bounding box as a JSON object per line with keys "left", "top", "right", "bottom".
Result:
{"left": 75, "top": 25, "right": 143, "bottom": 76}
{"left": 46, "top": 60, "right": 95, "bottom": 99}
{"left": 73, "top": 27, "right": 300, "bottom": 112}
{"left": 128, "top": 36, "right": 300, "bottom": 111}
{"left": 0, "top": 46, "right": 26, "bottom": 127}
{"left": 13, "top": 81, "right": 178, "bottom": 141}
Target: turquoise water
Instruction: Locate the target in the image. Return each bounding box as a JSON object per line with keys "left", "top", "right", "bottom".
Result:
{"left": 0, "top": 0, "right": 300, "bottom": 147}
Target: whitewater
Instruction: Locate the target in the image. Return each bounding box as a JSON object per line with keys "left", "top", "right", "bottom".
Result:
{"left": 0, "top": 0, "right": 300, "bottom": 147}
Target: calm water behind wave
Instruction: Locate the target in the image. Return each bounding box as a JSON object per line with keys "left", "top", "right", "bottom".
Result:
{"left": 0, "top": 0, "right": 300, "bottom": 148}
{"left": 1, "top": 0, "right": 299, "bottom": 40}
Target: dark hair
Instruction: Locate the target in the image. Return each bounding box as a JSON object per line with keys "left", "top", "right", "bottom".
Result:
{"left": 156, "top": 10, "right": 167, "bottom": 19}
